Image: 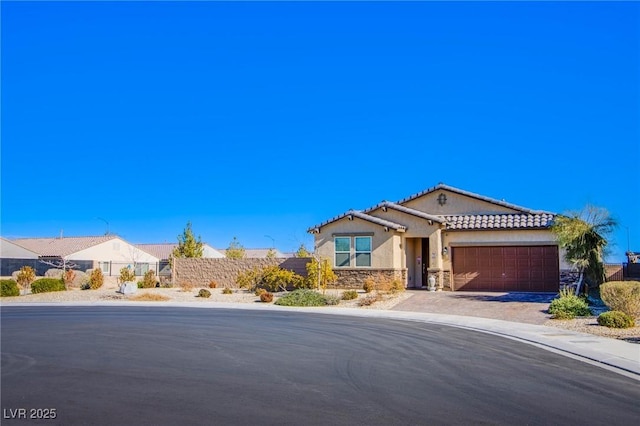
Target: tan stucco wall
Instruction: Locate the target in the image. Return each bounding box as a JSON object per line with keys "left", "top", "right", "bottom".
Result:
{"left": 402, "top": 189, "right": 520, "bottom": 215}
{"left": 313, "top": 216, "right": 400, "bottom": 269}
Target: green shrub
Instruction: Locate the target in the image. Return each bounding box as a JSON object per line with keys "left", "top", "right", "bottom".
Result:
{"left": 222, "top": 287, "right": 233, "bottom": 295}
{"left": 31, "top": 278, "right": 66, "bottom": 294}
{"left": 324, "top": 294, "right": 341, "bottom": 306}
{"left": 236, "top": 267, "right": 262, "bottom": 291}
{"left": 260, "top": 266, "right": 304, "bottom": 292}
{"left": 342, "top": 290, "right": 358, "bottom": 300}
{"left": 198, "top": 289, "right": 212, "bottom": 298}
{"left": 119, "top": 267, "right": 136, "bottom": 283}
{"left": 548, "top": 293, "right": 592, "bottom": 319}
{"left": 138, "top": 270, "right": 157, "bottom": 289}
{"left": 274, "top": 289, "right": 327, "bottom": 307}
{"left": 88, "top": 268, "right": 104, "bottom": 289}
{"left": 260, "top": 292, "right": 274, "bottom": 303}
{"left": 236, "top": 265, "right": 304, "bottom": 292}
{"left": 599, "top": 281, "right": 640, "bottom": 318}
{"left": 1, "top": 279, "right": 20, "bottom": 297}
{"left": 597, "top": 311, "right": 636, "bottom": 328}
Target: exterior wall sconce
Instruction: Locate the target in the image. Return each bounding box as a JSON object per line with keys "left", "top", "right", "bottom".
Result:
{"left": 442, "top": 247, "right": 448, "bottom": 256}
{"left": 437, "top": 193, "right": 447, "bottom": 206}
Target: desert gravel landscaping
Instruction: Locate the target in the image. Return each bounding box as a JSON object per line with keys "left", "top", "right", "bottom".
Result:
{"left": 2, "top": 285, "right": 638, "bottom": 343}
{"left": 0, "top": 285, "right": 413, "bottom": 311}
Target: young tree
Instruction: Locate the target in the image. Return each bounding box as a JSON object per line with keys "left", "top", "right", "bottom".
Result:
{"left": 226, "top": 237, "right": 246, "bottom": 259}
{"left": 294, "top": 244, "right": 311, "bottom": 258}
{"left": 172, "top": 221, "right": 204, "bottom": 262}
{"left": 16, "top": 266, "right": 36, "bottom": 296}
{"left": 551, "top": 205, "right": 617, "bottom": 294}
{"left": 63, "top": 269, "right": 76, "bottom": 290}
{"left": 306, "top": 257, "right": 337, "bottom": 294}
{"left": 266, "top": 248, "right": 277, "bottom": 259}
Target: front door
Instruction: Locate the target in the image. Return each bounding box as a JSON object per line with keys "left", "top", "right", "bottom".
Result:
{"left": 421, "top": 238, "right": 430, "bottom": 287}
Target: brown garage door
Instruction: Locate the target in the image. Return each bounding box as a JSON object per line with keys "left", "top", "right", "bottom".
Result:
{"left": 452, "top": 246, "right": 559, "bottom": 292}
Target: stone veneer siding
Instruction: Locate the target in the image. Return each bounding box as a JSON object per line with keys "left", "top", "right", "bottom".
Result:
{"left": 442, "top": 270, "right": 451, "bottom": 290}
{"left": 333, "top": 268, "right": 407, "bottom": 289}
{"left": 173, "top": 257, "right": 311, "bottom": 288}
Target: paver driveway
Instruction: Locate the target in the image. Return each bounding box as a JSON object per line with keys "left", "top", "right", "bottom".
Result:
{"left": 392, "top": 290, "right": 556, "bottom": 325}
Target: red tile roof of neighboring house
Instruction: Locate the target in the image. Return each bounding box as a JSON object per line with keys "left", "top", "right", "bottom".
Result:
{"left": 11, "top": 236, "right": 117, "bottom": 257}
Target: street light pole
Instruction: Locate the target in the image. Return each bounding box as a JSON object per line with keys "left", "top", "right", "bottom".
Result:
{"left": 264, "top": 235, "right": 275, "bottom": 249}
{"left": 96, "top": 217, "right": 109, "bottom": 235}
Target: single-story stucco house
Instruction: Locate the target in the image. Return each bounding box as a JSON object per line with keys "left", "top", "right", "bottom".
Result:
{"left": 6, "top": 236, "right": 160, "bottom": 276}
{"left": 308, "top": 183, "right": 570, "bottom": 292}
{"left": 0, "top": 237, "right": 41, "bottom": 276}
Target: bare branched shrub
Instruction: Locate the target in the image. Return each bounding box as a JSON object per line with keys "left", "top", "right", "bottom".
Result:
{"left": 600, "top": 281, "right": 640, "bottom": 318}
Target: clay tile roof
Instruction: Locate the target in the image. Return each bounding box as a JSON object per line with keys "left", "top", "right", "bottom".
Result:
{"left": 11, "top": 235, "right": 117, "bottom": 257}
{"left": 135, "top": 243, "right": 178, "bottom": 260}
{"left": 308, "top": 210, "right": 406, "bottom": 233}
{"left": 443, "top": 213, "right": 555, "bottom": 230}
{"left": 364, "top": 201, "right": 445, "bottom": 223}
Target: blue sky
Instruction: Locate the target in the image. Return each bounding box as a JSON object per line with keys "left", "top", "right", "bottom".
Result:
{"left": 1, "top": 1, "right": 638, "bottom": 260}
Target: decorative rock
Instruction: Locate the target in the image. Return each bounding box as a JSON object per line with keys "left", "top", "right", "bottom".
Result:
{"left": 119, "top": 282, "right": 137, "bottom": 295}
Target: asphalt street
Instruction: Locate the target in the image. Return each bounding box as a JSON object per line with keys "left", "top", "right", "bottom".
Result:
{"left": 2, "top": 306, "right": 639, "bottom": 425}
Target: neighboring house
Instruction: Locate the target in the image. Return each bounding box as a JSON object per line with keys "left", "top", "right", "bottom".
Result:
{"left": 308, "top": 183, "right": 570, "bottom": 292}
{"left": 218, "top": 248, "right": 290, "bottom": 258}
{"left": 625, "top": 251, "right": 640, "bottom": 278}
{"left": 0, "top": 237, "right": 41, "bottom": 276}
{"left": 135, "top": 243, "right": 224, "bottom": 276}
{"left": 8, "top": 236, "right": 160, "bottom": 277}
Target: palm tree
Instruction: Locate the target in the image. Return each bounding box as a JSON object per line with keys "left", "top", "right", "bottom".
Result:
{"left": 551, "top": 205, "right": 617, "bottom": 294}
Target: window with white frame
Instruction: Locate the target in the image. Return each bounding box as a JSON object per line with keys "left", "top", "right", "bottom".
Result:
{"left": 355, "top": 236, "right": 372, "bottom": 267}
{"left": 334, "top": 237, "right": 351, "bottom": 267}
{"left": 99, "top": 262, "right": 110, "bottom": 274}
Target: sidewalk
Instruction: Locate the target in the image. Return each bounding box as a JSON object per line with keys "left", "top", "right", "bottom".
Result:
{"left": 4, "top": 301, "right": 639, "bottom": 379}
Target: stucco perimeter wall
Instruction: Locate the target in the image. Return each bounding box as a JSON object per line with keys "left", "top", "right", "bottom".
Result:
{"left": 333, "top": 268, "right": 407, "bottom": 289}
{"left": 173, "top": 257, "right": 311, "bottom": 288}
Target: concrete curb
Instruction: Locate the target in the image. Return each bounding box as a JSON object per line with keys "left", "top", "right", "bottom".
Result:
{"left": 3, "top": 301, "right": 639, "bottom": 378}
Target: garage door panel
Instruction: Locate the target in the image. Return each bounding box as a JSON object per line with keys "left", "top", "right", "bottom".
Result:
{"left": 453, "top": 246, "right": 559, "bottom": 292}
